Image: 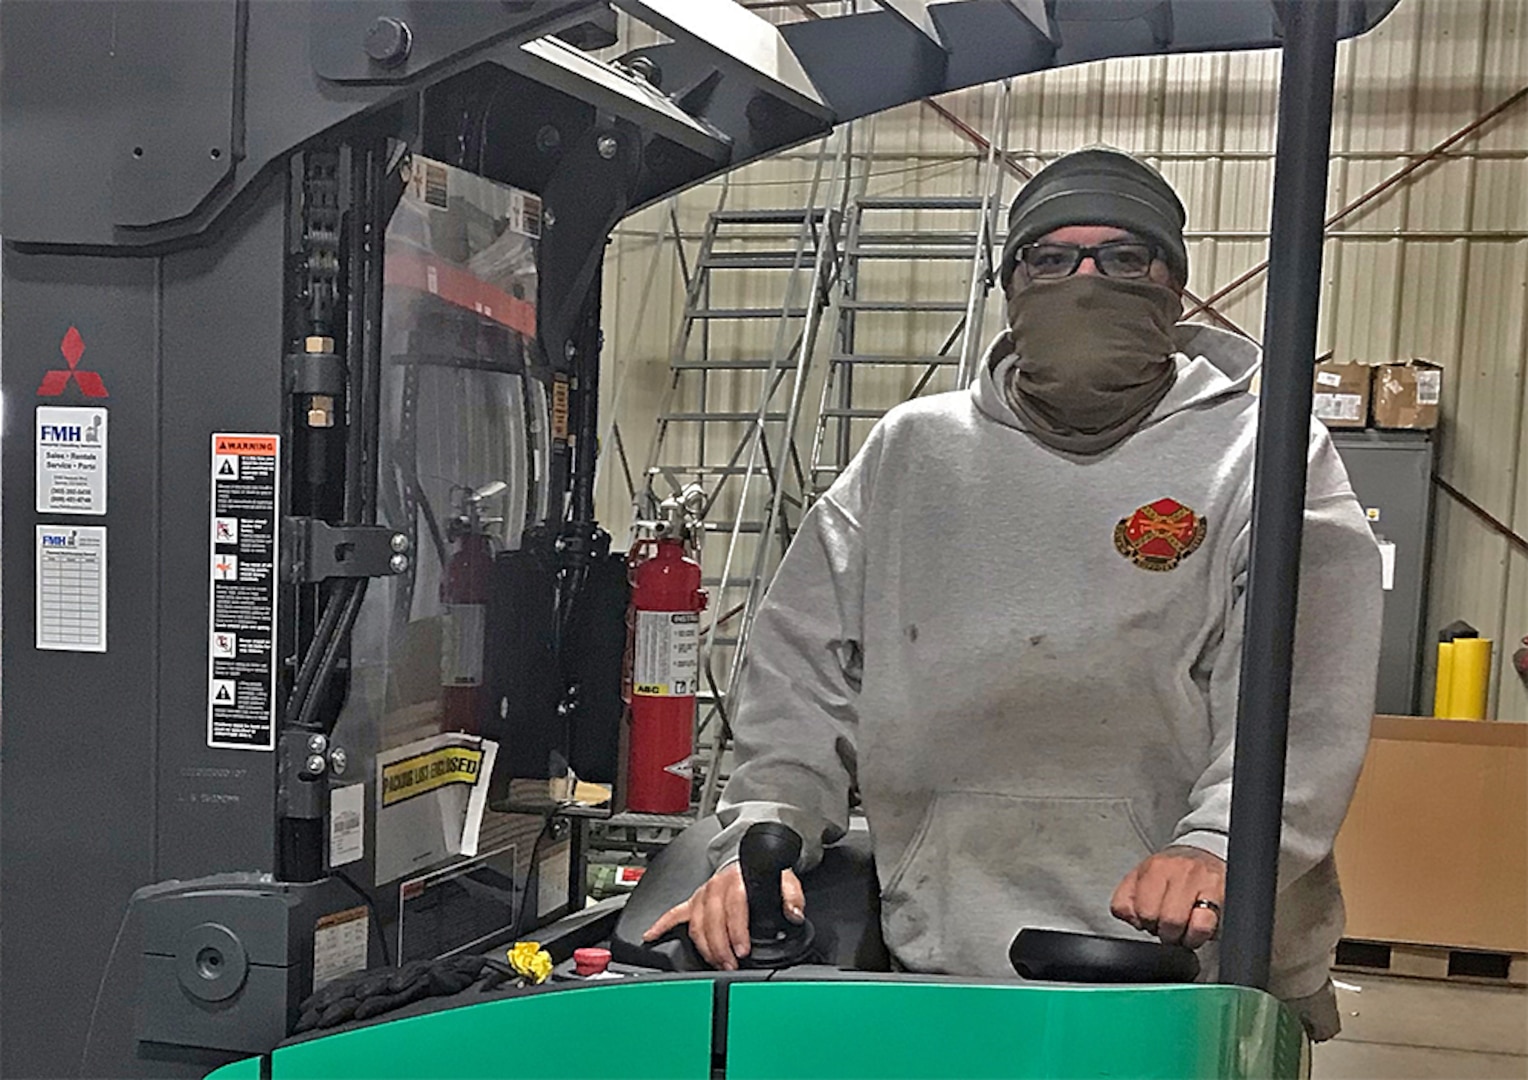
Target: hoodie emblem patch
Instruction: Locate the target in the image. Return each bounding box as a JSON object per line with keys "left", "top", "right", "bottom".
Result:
{"left": 1114, "top": 498, "right": 1207, "bottom": 572}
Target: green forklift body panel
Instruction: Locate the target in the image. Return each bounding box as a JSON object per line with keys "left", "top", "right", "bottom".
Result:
{"left": 268, "top": 979, "right": 714, "bottom": 1079}
{"left": 727, "top": 982, "right": 1304, "bottom": 1079}
{"left": 203, "top": 1057, "right": 264, "bottom": 1080}
{"left": 220, "top": 979, "right": 1302, "bottom": 1079}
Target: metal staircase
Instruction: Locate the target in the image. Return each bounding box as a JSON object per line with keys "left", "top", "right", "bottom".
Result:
{"left": 809, "top": 83, "right": 1011, "bottom": 497}
{"left": 636, "top": 131, "right": 852, "bottom": 817}
{"left": 808, "top": 193, "right": 987, "bottom": 494}
{"left": 614, "top": 86, "right": 1010, "bottom": 827}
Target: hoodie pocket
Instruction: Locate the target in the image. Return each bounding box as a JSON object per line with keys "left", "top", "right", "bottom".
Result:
{"left": 880, "top": 792, "right": 1155, "bottom": 978}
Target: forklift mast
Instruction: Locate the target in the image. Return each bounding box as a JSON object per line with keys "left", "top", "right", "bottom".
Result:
{"left": 0, "top": 2, "right": 1398, "bottom": 1076}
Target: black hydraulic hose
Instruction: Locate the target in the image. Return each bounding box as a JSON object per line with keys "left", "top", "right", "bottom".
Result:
{"left": 360, "top": 140, "right": 387, "bottom": 525}
{"left": 296, "top": 578, "right": 369, "bottom": 731}
{"left": 344, "top": 150, "right": 368, "bottom": 523}
{"left": 285, "top": 139, "right": 392, "bottom": 735}
{"left": 568, "top": 288, "right": 602, "bottom": 531}
{"left": 1218, "top": 0, "right": 1339, "bottom": 990}
{"left": 283, "top": 580, "right": 350, "bottom": 729}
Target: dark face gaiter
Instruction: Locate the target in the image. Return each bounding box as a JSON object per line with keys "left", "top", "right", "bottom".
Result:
{"left": 1003, "top": 274, "right": 1183, "bottom": 454}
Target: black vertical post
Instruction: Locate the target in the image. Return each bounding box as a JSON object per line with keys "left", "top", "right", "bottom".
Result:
{"left": 1218, "top": 0, "right": 1339, "bottom": 990}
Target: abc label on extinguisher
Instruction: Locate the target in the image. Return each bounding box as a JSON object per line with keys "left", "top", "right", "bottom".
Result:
{"left": 441, "top": 604, "right": 486, "bottom": 687}
{"left": 633, "top": 611, "right": 699, "bottom": 696}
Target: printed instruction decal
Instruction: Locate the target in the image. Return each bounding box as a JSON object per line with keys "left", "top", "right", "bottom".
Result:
{"left": 36, "top": 525, "right": 107, "bottom": 652}
{"left": 35, "top": 406, "right": 107, "bottom": 515}
{"left": 207, "top": 434, "right": 280, "bottom": 751}
{"left": 313, "top": 907, "right": 369, "bottom": 990}
{"left": 633, "top": 611, "right": 700, "bottom": 696}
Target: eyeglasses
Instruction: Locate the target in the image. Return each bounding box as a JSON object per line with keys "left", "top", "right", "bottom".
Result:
{"left": 1018, "top": 241, "right": 1159, "bottom": 280}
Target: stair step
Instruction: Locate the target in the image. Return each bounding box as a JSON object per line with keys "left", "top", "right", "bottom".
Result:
{"left": 847, "top": 247, "right": 976, "bottom": 260}
{"left": 839, "top": 298, "right": 969, "bottom": 313}
{"left": 856, "top": 195, "right": 984, "bottom": 210}
{"left": 688, "top": 307, "right": 811, "bottom": 319}
{"left": 713, "top": 208, "right": 828, "bottom": 224}
{"left": 601, "top": 811, "right": 696, "bottom": 830}
{"left": 854, "top": 231, "right": 979, "bottom": 246}
{"left": 672, "top": 359, "right": 792, "bottom": 370}
{"left": 830, "top": 354, "right": 957, "bottom": 366}
{"left": 820, "top": 408, "right": 888, "bottom": 419}
{"left": 699, "top": 253, "right": 822, "bottom": 270}
{"left": 660, "top": 412, "right": 788, "bottom": 423}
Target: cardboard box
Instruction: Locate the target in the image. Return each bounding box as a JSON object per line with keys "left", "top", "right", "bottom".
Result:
{"left": 1334, "top": 715, "right": 1527, "bottom": 954}
{"left": 1371, "top": 360, "right": 1442, "bottom": 430}
{"left": 1312, "top": 360, "right": 1370, "bottom": 429}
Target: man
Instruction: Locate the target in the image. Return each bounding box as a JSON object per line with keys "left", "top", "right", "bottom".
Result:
{"left": 645, "top": 147, "right": 1381, "bottom": 1040}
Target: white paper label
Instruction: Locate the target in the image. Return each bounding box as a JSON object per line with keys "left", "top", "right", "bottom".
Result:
{"left": 441, "top": 604, "right": 486, "bottom": 687}
{"left": 537, "top": 842, "right": 572, "bottom": 919}
{"left": 633, "top": 611, "right": 700, "bottom": 696}
{"left": 35, "top": 406, "right": 107, "bottom": 515}
{"left": 1315, "top": 370, "right": 1343, "bottom": 388}
{"left": 1313, "top": 392, "right": 1362, "bottom": 422}
{"left": 511, "top": 190, "right": 543, "bottom": 239}
{"left": 313, "top": 907, "right": 369, "bottom": 990}
{"left": 1415, "top": 369, "right": 1441, "bottom": 405}
{"left": 330, "top": 783, "right": 365, "bottom": 868}
{"left": 36, "top": 525, "right": 107, "bottom": 652}
{"left": 1377, "top": 540, "right": 1396, "bottom": 591}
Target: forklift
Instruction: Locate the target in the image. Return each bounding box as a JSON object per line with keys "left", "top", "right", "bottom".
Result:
{"left": 0, "top": 2, "right": 1397, "bottom": 1077}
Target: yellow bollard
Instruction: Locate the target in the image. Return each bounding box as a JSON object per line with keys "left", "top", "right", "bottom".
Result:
{"left": 1433, "top": 641, "right": 1455, "bottom": 718}
{"left": 1447, "top": 637, "right": 1493, "bottom": 721}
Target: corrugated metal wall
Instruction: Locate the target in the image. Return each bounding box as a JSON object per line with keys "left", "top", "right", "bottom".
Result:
{"left": 596, "top": 0, "right": 1528, "bottom": 720}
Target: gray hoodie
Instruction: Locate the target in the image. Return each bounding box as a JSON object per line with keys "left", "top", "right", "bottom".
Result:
{"left": 710, "top": 323, "right": 1382, "bottom": 1001}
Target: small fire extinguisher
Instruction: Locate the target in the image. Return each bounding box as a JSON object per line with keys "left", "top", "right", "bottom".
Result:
{"left": 626, "top": 486, "right": 708, "bottom": 814}
{"left": 441, "top": 480, "right": 506, "bottom": 735}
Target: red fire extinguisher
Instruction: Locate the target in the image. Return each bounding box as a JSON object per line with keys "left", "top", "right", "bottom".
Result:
{"left": 441, "top": 481, "right": 505, "bottom": 735}
{"left": 626, "top": 487, "right": 708, "bottom": 813}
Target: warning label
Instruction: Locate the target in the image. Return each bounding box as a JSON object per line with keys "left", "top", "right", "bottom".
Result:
{"left": 36, "top": 406, "right": 107, "bottom": 515}
{"left": 380, "top": 746, "right": 485, "bottom": 807}
{"left": 633, "top": 611, "right": 699, "bottom": 697}
{"left": 207, "top": 434, "right": 280, "bottom": 751}
{"left": 313, "top": 906, "right": 369, "bottom": 990}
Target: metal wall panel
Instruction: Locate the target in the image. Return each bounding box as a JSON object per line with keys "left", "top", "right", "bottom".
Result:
{"left": 597, "top": 0, "right": 1528, "bottom": 719}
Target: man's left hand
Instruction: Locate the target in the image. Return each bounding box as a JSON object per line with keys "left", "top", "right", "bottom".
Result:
{"left": 1110, "top": 846, "right": 1225, "bottom": 949}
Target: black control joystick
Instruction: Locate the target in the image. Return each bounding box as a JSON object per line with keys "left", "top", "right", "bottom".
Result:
{"left": 738, "top": 822, "right": 816, "bottom": 968}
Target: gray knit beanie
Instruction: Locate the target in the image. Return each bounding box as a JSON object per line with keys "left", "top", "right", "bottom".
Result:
{"left": 1000, "top": 146, "right": 1189, "bottom": 287}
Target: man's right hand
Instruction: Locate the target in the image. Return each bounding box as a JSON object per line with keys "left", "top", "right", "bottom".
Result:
{"left": 641, "top": 861, "right": 806, "bottom": 971}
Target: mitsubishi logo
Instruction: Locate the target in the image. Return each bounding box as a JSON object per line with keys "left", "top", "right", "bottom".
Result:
{"left": 37, "top": 327, "right": 108, "bottom": 398}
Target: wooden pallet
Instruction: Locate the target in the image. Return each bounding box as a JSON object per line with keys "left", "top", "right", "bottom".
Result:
{"left": 1334, "top": 938, "right": 1528, "bottom": 987}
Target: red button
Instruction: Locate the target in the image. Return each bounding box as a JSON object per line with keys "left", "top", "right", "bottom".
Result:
{"left": 574, "top": 947, "right": 612, "bottom": 977}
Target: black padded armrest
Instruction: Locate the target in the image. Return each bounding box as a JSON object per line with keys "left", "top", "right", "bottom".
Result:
{"left": 1009, "top": 928, "right": 1200, "bottom": 984}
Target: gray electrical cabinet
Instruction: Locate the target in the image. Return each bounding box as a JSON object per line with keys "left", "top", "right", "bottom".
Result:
{"left": 1331, "top": 431, "right": 1435, "bottom": 715}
